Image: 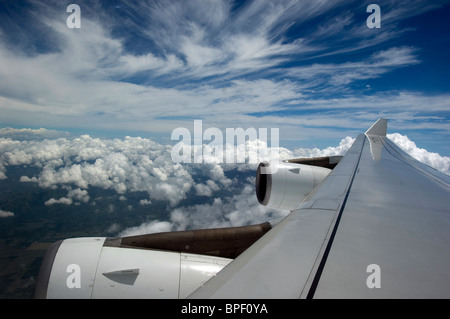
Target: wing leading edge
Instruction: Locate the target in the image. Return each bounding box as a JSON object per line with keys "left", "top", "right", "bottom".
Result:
{"left": 189, "top": 119, "right": 450, "bottom": 298}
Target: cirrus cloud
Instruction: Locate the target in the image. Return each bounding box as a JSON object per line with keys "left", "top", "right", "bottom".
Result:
{"left": 0, "top": 0, "right": 448, "bottom": 155}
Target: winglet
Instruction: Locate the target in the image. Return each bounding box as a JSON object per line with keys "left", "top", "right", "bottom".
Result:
{"left": 365, "top": 118, "right": 388, "bottom": 137}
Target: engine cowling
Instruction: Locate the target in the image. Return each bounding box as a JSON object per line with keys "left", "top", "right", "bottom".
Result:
{"left": 35, "top": 237, "right": 231, "bottom": 299}
{"left": 256, "top": 161, "right": 331, "bottom": 210}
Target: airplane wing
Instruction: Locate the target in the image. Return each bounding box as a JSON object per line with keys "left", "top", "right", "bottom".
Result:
{"left": 35, "top": 119, "right": 450, "bottom": 298}
{"left": 189, "top": 118, "right": 450, "bottom": 298}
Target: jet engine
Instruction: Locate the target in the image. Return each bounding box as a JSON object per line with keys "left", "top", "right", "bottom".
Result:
{"left": 34, "top": 237, "right": 231, "bottom": 299}
{"left": 34, "top": 223, "right": 272, "bottom": 299}
{"left": 256, "top": 160, "right": 332, "bottom": 211}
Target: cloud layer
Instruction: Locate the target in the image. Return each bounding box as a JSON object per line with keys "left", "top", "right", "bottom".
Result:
{"left": 1, "top": 128, "right": 448, "bottom": 233}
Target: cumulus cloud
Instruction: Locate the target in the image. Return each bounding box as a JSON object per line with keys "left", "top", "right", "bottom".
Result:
{"left": 0, "top": 133, "right": 196, "bottom": 207}
{"left": 387, "top": 133, "right": 450, "bottom": 175}
{"left": 45, "top": 197, "right": 73, "bottom": 206}
{"left": 0, "top": 209, "right": 14, "bottom": 218}
{"left": 44, "top": 188, "right": 90, "bottom": 206}
{"left": 195, "top": 180, "right": 220, "bottom": 197}
{"left": 1, "top": 128, "right": 449, "bottom": 237}
{"left": 139, "top": 199, "right": 152, "bottom": 206}
{"left": 0, "top": 130, "right": 284, "bottom": 207}
{"left": 0, "top": 163, "right": 6, "bottom": 180}
{"left": 292, "top": 136, "right": 356, "bottom": 158}
{"left": 118, "top": 132, "right": 450, "bottom": 236}
{"left": 107, "top": 223, "right": 121, "bottom": 234}
{"left": 120, "top": 179, "right": 289, "bottom": 237}
{"left": 118, "top": 220, "right": 173, "bottom": 237}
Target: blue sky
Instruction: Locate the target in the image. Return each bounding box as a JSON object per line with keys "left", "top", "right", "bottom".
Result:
{"left": 0, "top": 0, "right": 449, "bottom": 154}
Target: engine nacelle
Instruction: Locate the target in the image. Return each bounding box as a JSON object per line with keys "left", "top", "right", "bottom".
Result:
{"left": 35, "top": 237, "right": 231, "bottom": 299}
{"left": 256, "top": 161, "right": 331, "bottom": 210}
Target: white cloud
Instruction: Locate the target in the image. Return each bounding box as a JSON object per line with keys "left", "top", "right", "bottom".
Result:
{"left": 44, "top": 187, "right": 90, "bottom": 206}
{"left": 0, "top": 129, "right": 449, "bottom": 202}
{"left": 286, "top": 46, "right": 420, "bottom": 88}
{"left": 170, "top": 182, "right": 289, "bottom": 232}
{"left": 292, "top": 136, "right": 356, "bottom": 158}
{"left": 0, "top": 209, "right": 14, "bottom": 218}
{"left": 120, "top": 176, "right": 290, "bottom": 237}
{"left": 0, "top": 127, "right": 70, "bottom": 140}
{"left": 1, "top": 127, "right": 449, "bottom": 237}
{"left": 116, "top": 135, "right": 356, "bottom": 236}
{"left": 195, "top": 180, "right": 220, "bottom": 197}
{"left": 0, "top": 0, "right": 447, "bottom": 146}
{"left": 20, "top": 176, "right": 38, "bottom": 183}
{"left": 388, "top": 133, "right": 450, "bottom": 175}
{"left": 107, "top": 223, "right": 121, "bottom": 234}
{"left": 139, "top": 199, "right": 152, "bottom": 206}
{"left": 117, "top": 131, "right": 449, "bottom": 236}
{"left": 0, "top": 162, "right": 6, "bottom": 180}
{"left": 119, "top": 220, "right": 173, "bottom": 237}
{"left": 68, "top": 188, "right": 90, "bottom": 203}
{"left": 45, "top": 197, "right": 73, "bottom": 206}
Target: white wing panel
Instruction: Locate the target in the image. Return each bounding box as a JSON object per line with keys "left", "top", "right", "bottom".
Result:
{"left": 313, "top": 136, "right": 450, "bottom": 298}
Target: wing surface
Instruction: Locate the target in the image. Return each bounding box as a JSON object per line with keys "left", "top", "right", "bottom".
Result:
{"left": 189, "top": 119, "right": 450, "bottom": 298}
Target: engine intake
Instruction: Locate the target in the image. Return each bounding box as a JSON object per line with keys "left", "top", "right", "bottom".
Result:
{"left": 256, "top": 160, "right": 332, "bottom": 210}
